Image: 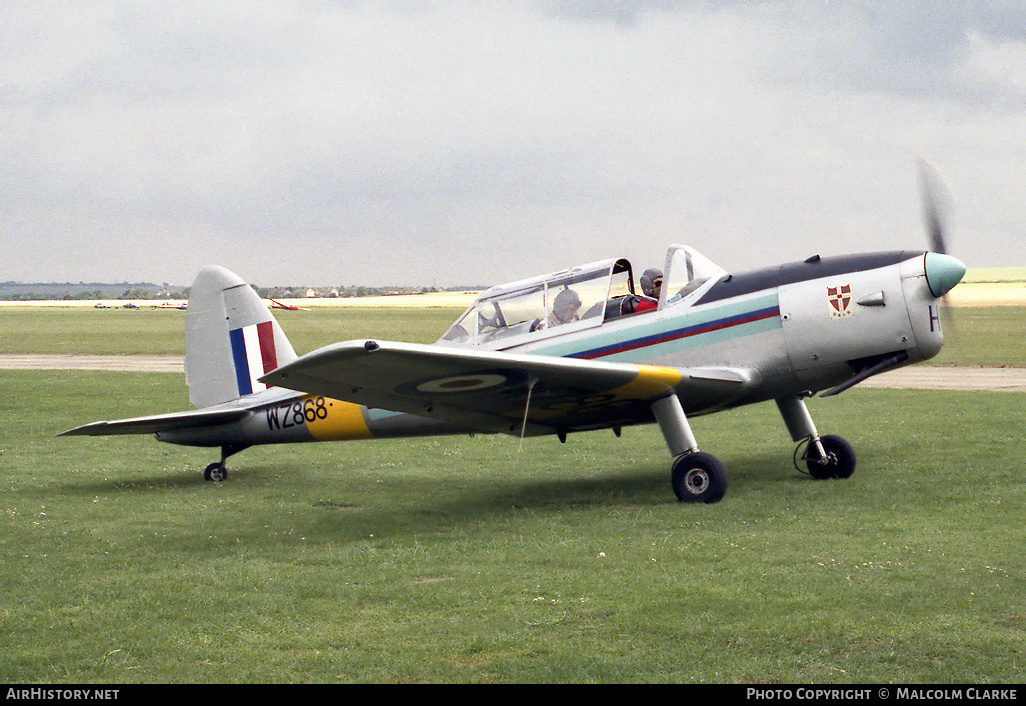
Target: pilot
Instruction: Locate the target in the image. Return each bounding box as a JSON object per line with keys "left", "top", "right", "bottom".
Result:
{"left": 551, "top": 287, "right": 582, "bottom": 325}
{"left": 640, "top": 269, "right": 662, "bottom": 299}
{"left": 635, "top": 268, "right": 662, "bottom": 312}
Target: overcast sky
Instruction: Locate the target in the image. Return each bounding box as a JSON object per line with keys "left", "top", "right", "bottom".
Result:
{"left": 3, "top": 1, "right": 1024, "bottom": 287}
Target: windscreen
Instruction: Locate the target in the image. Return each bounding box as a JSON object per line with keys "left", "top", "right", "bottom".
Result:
{"left": 661, "top": 245, "right": 726, "bottom": 308}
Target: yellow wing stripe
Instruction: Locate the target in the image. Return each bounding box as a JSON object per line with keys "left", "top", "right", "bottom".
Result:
{"left": 512, "top": 363, "right": 683, "bottom": 421}
{"left": 612, "top": 364, "right": 683, "bottom": 399}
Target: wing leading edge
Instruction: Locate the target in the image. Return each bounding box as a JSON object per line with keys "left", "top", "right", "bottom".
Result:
{"left": 260, "top": 339, "right": 754, "bottom": 436}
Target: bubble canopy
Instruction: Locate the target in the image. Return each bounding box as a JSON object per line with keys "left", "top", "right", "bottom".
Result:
{"left": 438, "top": 245, "right": 727, "bottom": 350}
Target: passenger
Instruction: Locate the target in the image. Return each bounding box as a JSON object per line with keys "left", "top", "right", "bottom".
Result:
{"left": 550, "top": 287, "right": 582, "bottom": 325}
{"left": 635, "top": 268, "right": 662, "bottom": 312}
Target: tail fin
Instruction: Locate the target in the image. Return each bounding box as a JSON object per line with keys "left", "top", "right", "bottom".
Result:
{"left": 184, "top": 266, "right": 298, "bottom": 408}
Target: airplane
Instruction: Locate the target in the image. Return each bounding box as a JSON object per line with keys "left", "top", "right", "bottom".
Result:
{"left": 269, "top": 298, "right": 310, "bottom": 311}
{"left": 60, "top": 163, "right": 966, "bottom": 503}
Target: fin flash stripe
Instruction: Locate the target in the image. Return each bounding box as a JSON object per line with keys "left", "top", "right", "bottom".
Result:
{"left": 230, "top": 321, "right": 278, "bottom": 397}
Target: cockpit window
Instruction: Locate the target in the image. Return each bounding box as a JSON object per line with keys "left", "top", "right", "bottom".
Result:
{"left": 438, "top": 248, "right": 725, "bottom": 347}
{"left": 478, "top": 285, "right": 546, "bottom": 340}
{"left": 660, "top": 245, "right": 726, "bottom": 309}
{"left": 438, "top": 259, "right": 629, "bottom": 347}
{"left": 439, "top": 306, "right": 477, "bottom": 343}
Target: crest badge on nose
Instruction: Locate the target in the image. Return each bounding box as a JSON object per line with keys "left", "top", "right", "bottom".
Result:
{"left": 827, "top": 284, "right": 854, "bottom": 319}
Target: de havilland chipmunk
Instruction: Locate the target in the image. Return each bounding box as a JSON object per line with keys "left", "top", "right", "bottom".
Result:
{"left": 61, "top": 163, "right": 966, "bottom": 503}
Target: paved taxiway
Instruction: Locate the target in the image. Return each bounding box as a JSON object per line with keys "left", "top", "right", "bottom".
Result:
{"left": 0, "top": 354, "right": 184, "bottom": 373}
{"left": 2, "top": 354, "right": 1025, "bottom": 392}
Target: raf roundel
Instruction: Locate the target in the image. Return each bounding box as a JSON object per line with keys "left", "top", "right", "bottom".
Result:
{"left": 415, "top": 373, "right": 511, "bottom": 394}
{"left": 392, "top": 368, "right": 529, "bottom": 398}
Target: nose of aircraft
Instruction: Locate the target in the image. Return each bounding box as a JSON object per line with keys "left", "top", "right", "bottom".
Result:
{"left": 924, "top": 252, "right": 966, "bottom": 298}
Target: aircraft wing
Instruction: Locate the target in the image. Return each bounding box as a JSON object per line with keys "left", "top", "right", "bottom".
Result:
{"left": 260, "top": 339, "right": 754, "bottom": 436}
{"left": 59, "top": 407, "right": 249, "bottom": 437}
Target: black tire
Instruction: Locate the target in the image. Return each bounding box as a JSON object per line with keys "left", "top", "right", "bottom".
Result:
{"left": 671, "top": 452, "right": 728, "bottom": 503}
{"left": 806, "top": 435, "right": 856, "bottom": 480}
{"left": 203, "top": 462, "right": 227, "bottom": 482}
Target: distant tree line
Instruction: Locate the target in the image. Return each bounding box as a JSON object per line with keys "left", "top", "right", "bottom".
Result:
{"left": 0, "top": 281, "right": 187, "bottom": 301}
{"left": 0, "top": 282, "right": 483, "bottom": 301}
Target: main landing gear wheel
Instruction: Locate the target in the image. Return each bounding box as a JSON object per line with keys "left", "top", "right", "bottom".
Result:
{"left": 203, "top": 462, "right": 228, "bottom": 482}
{"left": 805, "top": 434, "right": 856, "bottom": 480}
{"left": 671, "top": 452, "right": 728, "bottom": 504}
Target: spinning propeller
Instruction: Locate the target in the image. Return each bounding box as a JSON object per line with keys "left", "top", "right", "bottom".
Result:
{"left": 917, "top": 157, "right": 964, "bottom": 330}
{"left": 919, "top": 156, "right": 950, "bottom": 256}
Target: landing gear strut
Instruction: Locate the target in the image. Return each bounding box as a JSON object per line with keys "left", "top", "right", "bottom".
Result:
{"left": 202, "top": 444, "right": 249, "bottom": 482}
{"left": 652, "top": 394, "right": 728, "bottom": 503}
{"left": 777, "top": 395, "right": 857, "bottom": 481}
{"left": 647, "top": 393, "right": 858, "bottom": 502}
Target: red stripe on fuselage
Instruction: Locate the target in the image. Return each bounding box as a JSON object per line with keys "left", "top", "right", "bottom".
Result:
{"left": 575, "top": 306, "right": 780, "bottom": 360}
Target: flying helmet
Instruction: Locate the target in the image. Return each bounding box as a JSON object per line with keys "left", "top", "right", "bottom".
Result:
{"left": 552, "top": 287, "right": 582, "bottom": 323}
{"left": 640, "top": 268, "right": 663, "bottom": 298}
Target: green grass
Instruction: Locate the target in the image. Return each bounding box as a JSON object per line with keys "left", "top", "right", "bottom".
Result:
{"left": 2, "top": 369, "right": 1025, "bottom": 683}
{"left": 929, "top": 307, "right": 1025, "bottom": 368}
{"left": 2, "top": 304, "right": 1024, "bottom": 682}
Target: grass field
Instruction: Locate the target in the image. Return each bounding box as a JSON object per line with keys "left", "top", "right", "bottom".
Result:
{"left": 1, "top": 305, "right": 1024, "bottom": 683}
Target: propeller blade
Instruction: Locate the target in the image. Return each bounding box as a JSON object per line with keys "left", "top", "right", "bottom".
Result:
{"left": 917, "top": 156, "right": 952, "bottom": 255}
{"left": 916, "top": 157, "right": 960, "bottom": 334}
{"left": 923, "top": 195, "right": 947, "bottom": 255}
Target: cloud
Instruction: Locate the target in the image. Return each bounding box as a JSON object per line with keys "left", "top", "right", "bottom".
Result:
{"left": 1, "top": 1, "right": 1023, "bottom": 287}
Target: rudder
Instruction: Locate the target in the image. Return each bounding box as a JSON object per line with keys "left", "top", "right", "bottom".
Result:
{"left": 184, "top": 266, "right": 298, "bottom": 408}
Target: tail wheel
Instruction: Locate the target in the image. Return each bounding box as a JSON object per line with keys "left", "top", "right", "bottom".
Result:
{"left": 805, "top": 434, "right": 856, "bottom": 480}
{"left": 203, "top": 462, "right": 228, "bottom": 482}
{"left": 671, "top": 452, "right": 728, "bottom": 503}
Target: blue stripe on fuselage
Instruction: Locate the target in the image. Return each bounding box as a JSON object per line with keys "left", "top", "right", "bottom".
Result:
{"left": 573, "top": 304, "right": 780, "bottom": 360}
{"left": 532, "top": 293, "right": 782, "bottom": 362}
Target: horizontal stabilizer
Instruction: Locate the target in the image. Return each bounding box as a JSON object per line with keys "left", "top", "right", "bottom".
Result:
{"left": 59, "top": 407, "right": 249, "bottom": 437}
